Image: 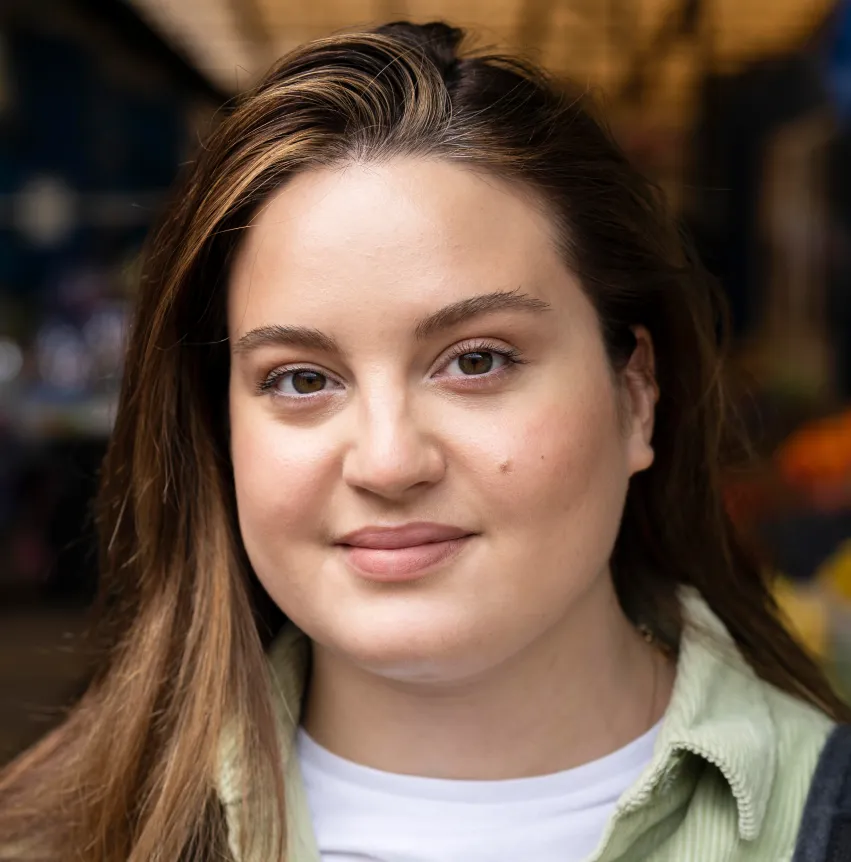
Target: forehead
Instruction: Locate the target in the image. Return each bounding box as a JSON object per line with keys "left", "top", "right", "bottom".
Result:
{"left": 227, "top": 158, "right": 570, "bottom": 333}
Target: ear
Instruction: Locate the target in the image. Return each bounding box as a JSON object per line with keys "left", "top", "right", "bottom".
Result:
{"left": 621, "top": 326, "right": 658, "bottom": 476}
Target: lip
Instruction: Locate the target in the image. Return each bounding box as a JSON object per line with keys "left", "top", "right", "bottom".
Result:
{"left": 336, "top": 522, "right": 475, "bottom": 582}
{"left": 337, "top": 522, "right": 473, "bottom": 549}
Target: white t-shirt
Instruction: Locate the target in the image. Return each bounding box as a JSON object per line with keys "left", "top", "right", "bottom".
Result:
{"left": 296, "top": 721, "right": 661, "bottom": 862}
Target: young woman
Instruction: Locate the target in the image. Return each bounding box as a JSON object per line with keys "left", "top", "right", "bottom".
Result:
{"left": 1, "top": 20, "right": 847, "bottom": 862}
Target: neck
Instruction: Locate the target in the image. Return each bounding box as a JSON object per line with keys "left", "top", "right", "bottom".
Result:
{"left": 301, "top": 578, "right": 675, "bottom": 780}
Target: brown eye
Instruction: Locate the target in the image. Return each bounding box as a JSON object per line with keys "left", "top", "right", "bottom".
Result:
{"left": 457, "top": 352, "right": 494, "bottom": 375}
{"left": 290, "top": 370, "right": 327, "bottom": 394}
{"left": 262, "top": 366, "right": 343, "bottom": 398}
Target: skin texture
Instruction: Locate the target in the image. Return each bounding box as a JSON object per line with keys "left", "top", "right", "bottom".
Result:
{"left": 228, "top": 158, "right": 674, "bottom": 779}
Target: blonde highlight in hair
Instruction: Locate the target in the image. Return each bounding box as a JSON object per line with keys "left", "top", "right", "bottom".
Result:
{"left": 1, "top": 20, "right": 846, "bottom": 861}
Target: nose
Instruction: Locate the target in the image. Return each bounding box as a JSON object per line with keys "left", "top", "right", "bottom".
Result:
{"left": 342, "top": 392, "right": 446, "bottom": 500}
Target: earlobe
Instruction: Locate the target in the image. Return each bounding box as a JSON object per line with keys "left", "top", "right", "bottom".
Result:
{"left": 628, "top": 436, "right": 655, "bottom": 474}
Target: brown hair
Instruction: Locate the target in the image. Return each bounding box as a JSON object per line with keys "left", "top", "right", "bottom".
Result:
{"left": 1, "top": 20, "right": 846, "bottom": 862}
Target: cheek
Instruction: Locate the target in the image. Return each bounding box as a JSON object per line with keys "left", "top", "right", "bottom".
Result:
{"left": 229, "top": 398, "right": 335, "bottom": 553}
{"left": 476, "top": 379, "right": 628, "bottom": 526}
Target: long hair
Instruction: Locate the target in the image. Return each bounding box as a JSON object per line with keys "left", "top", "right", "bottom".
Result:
{"left": 1, "top": 20, "right": 846, "bottom": 861}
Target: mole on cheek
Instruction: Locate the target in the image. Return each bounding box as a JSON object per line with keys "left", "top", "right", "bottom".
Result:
{"left": 499, "top": 460, "right": 513, "bottom": 474}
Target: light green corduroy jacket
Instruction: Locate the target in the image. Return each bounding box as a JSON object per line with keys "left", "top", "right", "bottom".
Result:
{"left": 218, "top": 590, "right": 834, "bottom": 861}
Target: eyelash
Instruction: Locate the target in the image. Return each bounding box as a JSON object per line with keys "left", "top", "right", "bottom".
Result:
{"left": 257, "top": 339, "right": 526, "bottom": 397}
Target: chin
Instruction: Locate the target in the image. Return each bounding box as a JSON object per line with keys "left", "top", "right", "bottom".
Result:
{"left": 319, "top": 606, "right": 500, "bottom": 684}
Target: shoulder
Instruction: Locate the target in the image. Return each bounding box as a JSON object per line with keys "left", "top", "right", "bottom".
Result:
{"left": 761, "top": 679, "right": 834, "bottom": 826}
{"left": 765, "top": 680, "right": 834, "bottom": 766}
{"left": 650, "top": 592, "right": 834, "bottom": 858}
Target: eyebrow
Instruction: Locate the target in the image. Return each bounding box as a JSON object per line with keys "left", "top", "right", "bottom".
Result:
{"left": 413, "top": 290, "right": 551, "bottom": 340}
{"left": 232, "top": 290, "right": 551, "bottom": 356}
{"left": 233, "top": 325, "right": 341, "bottom": 356}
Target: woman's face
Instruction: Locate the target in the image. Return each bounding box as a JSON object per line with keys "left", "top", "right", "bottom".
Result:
{"left": 228, "top": 158, "right": 656, "bottom": 682}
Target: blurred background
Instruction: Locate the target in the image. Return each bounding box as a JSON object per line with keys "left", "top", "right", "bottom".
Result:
{"left": 0, "top": 0, "right": 849, "bottom": 764}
